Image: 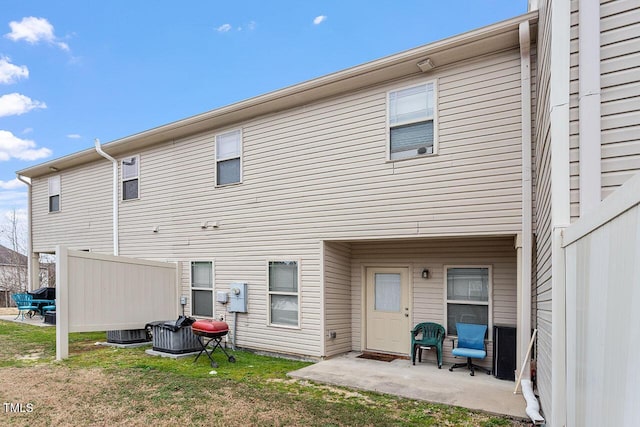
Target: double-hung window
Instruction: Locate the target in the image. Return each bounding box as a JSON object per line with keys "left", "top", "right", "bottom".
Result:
{"left": 445, "top": 267, "right": 491, "bottom": 336}
{"left": 48, "top": 176, "right": 60, "bottom": 213}
{"left": 121, "top": 155, "right": 139, "bottom": 200}
{"left": 268, "top": 261, "right": 299, "bottom": 327}
{"left": 388, "top": 81, "right": 437, "bottom": 160}
{"left": 215, "top": 129, "right": 242, "bottom": 185}
{"left": 191, "top": 261, "right": 213, "bottom": 317}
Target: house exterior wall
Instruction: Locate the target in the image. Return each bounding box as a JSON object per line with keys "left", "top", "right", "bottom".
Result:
{"left": 29, "top": 46, "right": 525, "bottom": 358}
{"left": 323, "top": 241, "right": 353, "bottom": 357}
{"left": 31, "top": 161, "right": 113, "bottom": 253}
{"left": 347, "top": 236, "right": 517, "bottom": 368}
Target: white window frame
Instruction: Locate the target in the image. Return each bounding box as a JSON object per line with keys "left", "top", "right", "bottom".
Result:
{"left": 190, "top": 260, "right": 215, "bottom": 318}
{"left": 215, "top": 129, "right": 243, "bottom": 186}
{"left": 121, "top": 154, "right": 140, "bottom": 201}
{"left": 48, "top": 175, "right": 61, "bottom": 213}
{"left": 443, "top": 265, "right": 492, "bottom": 340}
{"left": 386, "top": 79, "right": 438, "bottom": 161}
{"left": 267, "top": 259, "right": 301, "bottom": 329}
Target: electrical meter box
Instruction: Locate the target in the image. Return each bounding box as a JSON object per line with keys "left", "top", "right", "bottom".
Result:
{"left": 229, "top": 282, "right": 247, "bottom": 313}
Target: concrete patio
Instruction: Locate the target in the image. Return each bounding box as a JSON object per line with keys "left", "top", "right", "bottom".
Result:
{"left": 288, "top": 352, "right": 530, "bottom": 421}
{"left": 0, "top": 313, "right": 53, "bottom": 327}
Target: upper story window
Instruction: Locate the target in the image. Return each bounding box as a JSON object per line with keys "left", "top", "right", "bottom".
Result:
{"left": 388, "top": 81, "right": 437, "bottom": 160}
{"left": 121, "top": 155, "right": 139, "bottom": 200}
{"left": 48, "top": 175, "right": 60, "bottom": 213}
{"left": 215, "top": 129, "right": 242, "bottom": 186}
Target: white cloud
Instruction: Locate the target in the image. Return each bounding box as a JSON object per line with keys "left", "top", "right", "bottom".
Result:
{"left": 5, "top": 16, "right": 70, "bottom": 51}
{"left": 0, "top": 178, "right": 26, "bottom": 190}
{"left": 66, "top": 134, "right": 81, "bottom": 139}
{"left": 247, "top": 21, "right": 256, "bottom": 31}
{"left": 0, "top": 130, "right": 52, "bottom": 161}
{"left": 22, "top": 128, "right": 33, "bottom": 134}
{"left": 313, "top": 15, "right": 327, "bottom": 25}
{"left": 0, "top": 56, "right": 29, "bottom": 84}
{"left": 216, "top": 24, "right": 232, "bottom": 33}
{"left": 0, "top": 93, "right": 47, "bottom": 117}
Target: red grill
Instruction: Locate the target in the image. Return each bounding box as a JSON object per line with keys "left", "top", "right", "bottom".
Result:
{"left": 191, "top": 319, "right": 236, "bottom": 367}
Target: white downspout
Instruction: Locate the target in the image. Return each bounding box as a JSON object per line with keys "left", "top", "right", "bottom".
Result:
{"left": 16, "top": 174, "right": 34, "bottom": 291}
{"left": 94, "top": 139, "right": 119, "bottom": 256}
{"left": 519, "top": 21, "right": 543, "bottom": 426}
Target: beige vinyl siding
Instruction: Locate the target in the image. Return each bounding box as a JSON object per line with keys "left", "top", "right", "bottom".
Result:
{"left": 600, "top": 0, "right": 640, "bottom": 199}
{"left": 29, "top": 48, "right": 524, "bottom": 358}
{"left": 348, "top": 236, "right": 516, "bottom": 369}
{"left": 534, "top": 0, "right": 554, "bottom": 419}
{"left": 323, "top": 241, "right": 352, "bottom": 357}
{"left": 31, "top": 161, "right": 113, "bottom": 254}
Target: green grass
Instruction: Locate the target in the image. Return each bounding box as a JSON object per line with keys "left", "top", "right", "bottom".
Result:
{"left": 0, "top": 320, "right": 525, "bottom": 426}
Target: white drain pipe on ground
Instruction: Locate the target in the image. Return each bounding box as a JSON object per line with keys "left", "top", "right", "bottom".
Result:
{"left": 522, "top": 379, "right": 545, "bottom": 425}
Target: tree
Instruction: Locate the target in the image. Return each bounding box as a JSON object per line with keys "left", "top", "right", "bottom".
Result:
{"left": 0, "top": 209, "right": 28, "bottom": 306}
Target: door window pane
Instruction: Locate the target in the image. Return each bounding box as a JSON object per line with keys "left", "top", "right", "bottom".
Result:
{"left": 374, "top": 273, "right": 401, "bottom": 312}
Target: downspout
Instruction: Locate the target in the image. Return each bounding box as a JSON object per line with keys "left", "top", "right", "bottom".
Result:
{"left": 16, "top": 174, "right": 34, "bottom": 291}
{"left": 519, "top": 20, "right": 543, "bottom": 425}
{"left": 94, "top": 139, "right": 119, "bottom": 256}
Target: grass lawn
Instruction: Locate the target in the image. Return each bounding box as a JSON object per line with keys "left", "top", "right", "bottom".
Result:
{"left": 0, "top": 320, "right": 529, "bottom": 426}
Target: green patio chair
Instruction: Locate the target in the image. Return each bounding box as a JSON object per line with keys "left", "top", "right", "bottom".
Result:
{"left": 11, "top": 293, "right": 38, "bottom": 321}
{"left": 411, "top": 322, "right": 446, "bottom": 368}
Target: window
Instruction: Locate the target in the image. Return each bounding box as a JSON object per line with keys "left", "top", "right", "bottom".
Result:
{"left": 48, "top": 176, "right": 60, "bottom": 212}
{"left": 121, "top": 155, "right": 139, "bottom": 200}
{"left": 268, "top": 261, "right": 299, "bottom": 327}
{"left": 191, "top": 261, "right": 213, "bottom": 317}
{"left": 388, "top": 81, "right": 436, "bottom": 160}
{"left": 216, "top": 129, "right": 241, "bottom": 185}
{"left": 445, "top": 267, "right": 490, "bottom": 336}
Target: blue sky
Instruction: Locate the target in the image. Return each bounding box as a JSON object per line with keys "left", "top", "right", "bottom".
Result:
{"left": 0, "top": 0, "right": 527, "bottom": 246}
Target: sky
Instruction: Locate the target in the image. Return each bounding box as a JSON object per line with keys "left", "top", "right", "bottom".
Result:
{"left": 0, "top": 0, "right": 528, "bottom": 248}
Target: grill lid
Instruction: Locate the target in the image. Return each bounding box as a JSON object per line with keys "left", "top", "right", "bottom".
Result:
{"left": 191, "top": 319, "right": 229, "bottom": 334}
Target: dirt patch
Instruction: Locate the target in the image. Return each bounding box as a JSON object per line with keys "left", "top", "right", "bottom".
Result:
{"left": 0, "top": 307, "right": 18, "bottom": 315}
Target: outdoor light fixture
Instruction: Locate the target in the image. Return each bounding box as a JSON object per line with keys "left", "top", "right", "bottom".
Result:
{"left": 422, "top": 269, "right": 429, "bottom": 279}
{"left": 417, "top": 58, "right": 435, "bottom": 72}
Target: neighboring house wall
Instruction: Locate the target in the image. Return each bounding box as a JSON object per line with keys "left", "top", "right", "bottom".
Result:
{"left": 29, "top": 47, "right": 526, "bottom": 358}
{"left": 600, "top": 0, "right": 640, "bottom": 199}
{"left": 534, "top": 0, "right": 554, "bottom": 419}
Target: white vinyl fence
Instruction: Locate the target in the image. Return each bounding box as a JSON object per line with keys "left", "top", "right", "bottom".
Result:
{"left": 55, "top": 247, "right": 179, "bottom": 359}
{"left": 563, "top": 174, "right": 640, "bottom": 427}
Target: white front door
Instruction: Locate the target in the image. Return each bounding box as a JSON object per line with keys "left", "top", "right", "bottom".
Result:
{"left": 365, "top": 267, "right": 411, "bottom": 354}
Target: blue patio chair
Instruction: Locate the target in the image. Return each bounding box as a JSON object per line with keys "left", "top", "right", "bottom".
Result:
{"left": 448, "top": 323, "right": 491, "bottom": 376}
{"left": 11, "top": 293, "right": 39, "bottom": 321}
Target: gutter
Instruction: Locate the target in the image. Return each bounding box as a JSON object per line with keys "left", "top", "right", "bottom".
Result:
{"left": 94, "top": 139, "right": 119, "bottom": 256}
{"left": 15, "top": 174, "right": 33, "bottom": 291}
